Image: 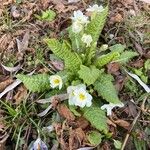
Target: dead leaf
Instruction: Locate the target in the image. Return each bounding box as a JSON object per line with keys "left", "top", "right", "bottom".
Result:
{"left": 134, "top": 42, "right": 144, "bottom": 55}
{"left": 139, "top": 0, "right": 150, "bottom": 4}
{"left": 111, "top": 13, "right": 124, "bottom": 23}
{"left": 0, "top": 34, "right": 11, "bottom": 52}
{"left": 127, "top": 101, "right": 138, "bottom": 117}
{"left": 115, "top": 75, "right": 126, "bottom": 92}
{"left": 50, "top": 0, "right": 66, "bottom": 13}
{"left": 11, "top": 6, "right": 20, "bottom": 18}
{"left": 0, "top": 78, "right": 13, "bottom": 92}
{"left": 1, "top": 64, "right": 21, "bottom": 72}
{"left": 77, "top": 147, "right": 95, "bottom": 150}
{"left": 50, "top": 60, "right": 64, "bottom": 71}
{"left": 107, "top": 119, "right": 117, "bottom": 127}
{"left": 13, "top": 86, "right": 27, "bottom": 105}
{"left": 57, "top": 104, "right": 75, "bottom": 121}
{"left": 101, "top": 141, "right": 111, "bottom": 150}
{"left": 16, "top": 31, "right": 30, "bottom": 52}
{"left": 0, "top": 128, "right": 9, "bottom": 150}
{"left": 68, "top": 0, "right": 80, "bottom": 3}
{"left": 126, "top": 71, "right": 150, "bottom": 93}
{"left": 76, "top": 117, "right": 89, "bottom": 129}
{"left": 75, "top": 128, "right": 85, "bottom": 144}
{"left": 130, "top": 59, "right": 144, "bottom": 68}
{"left": 114, "top": 119, "right": 130, "bottom": 129}
{"left": 107, "top": 63, "right": 120, "bottom": 75}
{"left": 37, "top": 104, "right": 52, "bottom": 117}
{"left": 69, "top": 127, "right": 85, "bottom": 149}
{"left": 40, "top": 0, "right": 51, "bottom": 9}
{"left": 0, "top": 79, "right": 22, "bottom": 99}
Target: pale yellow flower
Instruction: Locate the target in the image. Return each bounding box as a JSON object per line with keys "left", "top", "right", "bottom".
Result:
{"left": 81, "top": 34, "right": 93, "bottom": 47}
{"left": 49, "top": 75, "right": 63, "bottom": 90}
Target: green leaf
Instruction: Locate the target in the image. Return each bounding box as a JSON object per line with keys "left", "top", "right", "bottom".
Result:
{"left": 87, "top": 131, "right": 102, "bottom": 146}
{"left": 85, "top": 6, "right": 108, "bottom": 42}
{"left": 45, "top": 38, "right": 82, "bottom": 73}
{"left": 37, "top": 10, "right": 56, "bottom": 21}
{"left": 69, "top": 105, "right": 81, "bottom": 117}
{"left": 94, "top": 74, "right": 121, "bottom": 103}
{"left": 113, "top": 139, "right": 122, "bottom": 149}
{"left": 85, "top": 42, "right": 97, "bottom": 65}
{"left": 109, "top": 44, "right": 126, "bottom": 53}
{"left": 95, "top": 52, "right": 120, "bottom": 68}
{"left": 16, "top": 74, "right": 50, "bottom": 93}
{"left": 114, "top": 51, "right": 138, "bottom": 63}
{"left": 82, "top": 106, "right": 108, "bottom": 132}
{"left": 78, "top": 65, "right": 101, "bottom": 85}
{"left": 144, "top": 59, "right": 150, "bottom": 70}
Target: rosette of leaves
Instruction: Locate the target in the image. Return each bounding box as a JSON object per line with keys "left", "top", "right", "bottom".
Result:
{"left": 17, "top": 6, "right": 138, "bottom": 102}
{"left": 16, "top": 5, "right": 138, "bottom": 133}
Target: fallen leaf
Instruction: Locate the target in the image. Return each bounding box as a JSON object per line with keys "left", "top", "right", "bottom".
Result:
{"left": 16, "top": 31, "right": 30, "bottom": 52}
{"left": 100, "top": 141, "right": 111, "bottom": 150}
{"left": 0, "top": 78, "right": 13, "bottom": 92}
{"left": 107, "top": 119, "right": 117, "bottom": 127}
{"left": 130, "top": 59, "right": 144, "bottom": 68}
{"left": 134, "top": 42, "right": 144, "bottom": 55}
{"left": 139, "top": 0, "right": 150, "bottom": 4}
{"left": 0, "top": 34, "right": 11, "bottom": 52}
{"left": 37, "top": 104, "right": 52, "bottom": 117}
{"left": 111, "top": 13, "right": 124, "bottom": 23}
{"left": 1, "top": 64, "right": 21, "bottom": 72}
{"left": 13, "top": 86, "right": 27, "bottom": 105}
{"left": 50, "top": 0, "right": 66, "bottom": 13}
{"left": 126, "top": 71, "right": 150, "bottom": 93}
{"left": 0, "top": 79, "right": 22, "bottom": 99}
{"left": 57, "top": 104, "right": 75, "bottom": 121}
{"left": 107, "top": 63, "right": 120, "bottom": 75}
{"left": 0, "top": 128, "right": 9, "bottom": 150}
{"left": 76, "top": 117, "right": 89, "bottom": 129}
{"left": 50, "top": 60, "right": 64, "bottom": 71}
{"left": 75, "top": 128, "right": 85, "bottom": 144}
{"left": 68, "top": 0, "right": 80, "bottom": 3}
{"left": 114, "top": 119, "right": 130, "bottom": 129}
{"left": 77, "top": 147, "right": 95, "bottom": 150}
{"left": 11, "top": 6, "right": 20, "bottom": 18}
{"left": 127, "top": 101, "right": 138, "bottom": 117}
{"left": 115, "top": 75, "right": 126, "bottom": 91}
{"left": 42, "top": 125, "right": 54, "bottom": 133}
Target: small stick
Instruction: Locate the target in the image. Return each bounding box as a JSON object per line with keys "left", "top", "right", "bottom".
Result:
{"left": 121, "top": 96, "right": 148, "bottom": 150}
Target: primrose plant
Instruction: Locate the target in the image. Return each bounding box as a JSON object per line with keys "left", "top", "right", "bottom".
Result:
{"left": 17, "top": 4, "right": 138, "bottom": 140}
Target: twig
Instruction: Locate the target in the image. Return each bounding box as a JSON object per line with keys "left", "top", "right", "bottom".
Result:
{"left": 121, "top": 96, "right": 148, "bottom": 150}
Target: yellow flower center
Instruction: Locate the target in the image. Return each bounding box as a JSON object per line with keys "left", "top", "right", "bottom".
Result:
{"left": 54, "top": 79, "right": 60, "bottom": 84}
{"left": 79, "top": 93, "right": 86, "bottom": 101}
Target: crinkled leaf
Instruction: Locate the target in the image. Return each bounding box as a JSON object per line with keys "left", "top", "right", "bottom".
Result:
{"left": 109, "top": 44, "right": 126, "bottom": 53}
{"left": 95, "top": 52, "right": 120, "bottom": 68}
{"left": 85, "top": 42, "right": 97, "bottom": 65}
{"left": 82, "top": 106, "right": 108, "bottom": 132}
{"left": 113, "top": 139, "right": 122, "bottom": 149}
{"left": 78, "top": 65, "right": 101, "bottom": 85}
{"left": 36, "top": 10, "right": 56, "bottom": 21}
{"left": 16, "top": 74, "right": 50, "bottom": 93}
{"left": 85, "top": 6, "right": 108, "bottom": 42}
{"left": 94, "top": 74, "right": 121, "bottom": 103}
{"left": 87, "top": 131, "right": 102, "bottom": 146}
{"left": 45, "top": 38, "right": 82, "bottom": 73}
{"left": 114, "top": 51, "right": 138, "bottom": 63}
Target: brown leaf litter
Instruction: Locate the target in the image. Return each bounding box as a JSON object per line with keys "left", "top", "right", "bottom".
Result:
{"left": 13, "top": 85, "right": 27, "bottom": 105}
{"left": 57, "top": 104, "right": 75, "bottom": 121}
{"left": 0, "top": 77, "right": 13, "bottom": 92}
